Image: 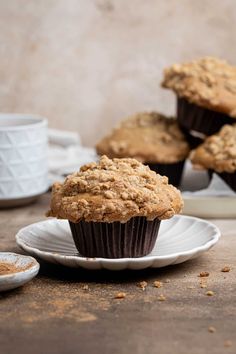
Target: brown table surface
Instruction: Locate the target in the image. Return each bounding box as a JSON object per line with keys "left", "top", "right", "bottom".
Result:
{"left": 0, "top": 193, "right": 236, "bottom": 354}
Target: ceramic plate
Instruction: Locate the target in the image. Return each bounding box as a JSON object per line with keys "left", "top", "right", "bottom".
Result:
{"left": 0, "top": 253, "right": 39, "bottom": 291}
{"left": 15, "top": 215, "right": 220, "bottom": 271}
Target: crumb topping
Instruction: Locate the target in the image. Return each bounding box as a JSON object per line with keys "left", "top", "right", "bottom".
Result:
{"left": 162, "top": 57, "right": 236, "bottom": 117}
{"left": 208, "top": 326, "right": 216, "bottom": 333}
{"left": 190, "top": 124, "right": 236, "bottom": 173}
{"left": 47, "top": 156, "right": 183, "bottom": 223}
{"left": 96, "top": 112, "right": 189, "bottom": 163}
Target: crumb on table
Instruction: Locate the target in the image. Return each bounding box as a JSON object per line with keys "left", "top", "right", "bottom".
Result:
{"left": 221, "top": 266, "right": 231, "bottom": 273}
{"left": 137, "top": 281, "right": 148, "bottom": 290}
{"left": 206, "top": 291, "right": 214, "bottom": 296}
{"left": 158, "top": 294, "right": 166, "bottom": 301}
{"left": 199, "top": 271, "right": 210, "bottom": 277}
{"left": 208, "top": 326, "right": 216, "bottom": 333}
{"left": 153, "top": 281, "right": 163, "bottom": 288}
{"left": 114, "top": 292, "right": 126, "bottom": 299}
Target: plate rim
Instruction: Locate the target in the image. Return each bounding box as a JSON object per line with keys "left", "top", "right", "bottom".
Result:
{"left": 15, "top": 215, "right": 221, "bottom": 266}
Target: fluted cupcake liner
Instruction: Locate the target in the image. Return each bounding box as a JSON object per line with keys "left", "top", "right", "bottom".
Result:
{"left": 180, "top": 127, "right": 205, "bottom": 149}
{"left": 208, "top": 170, "right": 236, "bottom": 192}
{"left": 148, "top": 160, "right": 185, "bottom": 186}
{"left": 177, "top": 97, "right": 235, "bottom": 140}
{"left": 69, "top": 217, "right": 161, "bottom": 258}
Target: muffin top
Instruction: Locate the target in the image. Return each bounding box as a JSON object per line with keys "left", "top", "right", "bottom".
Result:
{"left": 96, "top": 112, "right": 189, "bottom": 163}
{"left": 190, "top": 124, "right": 236, "bottom": 173}
{"left": 162, "top": 57, "right": 236, "bottom": 117}
{"left": 47, "top": 156, "right": 183, "bottom": 223}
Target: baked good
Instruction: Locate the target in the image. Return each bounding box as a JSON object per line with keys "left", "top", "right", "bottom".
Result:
{"left": 190, "top": 124, "right": 236, "bottom": 191}
{"left": 96, "top": 112, "right": 190, "bottom": 186}
{"left": 47, "top": 155, "right": 183, "bottom": 258}
{"left": 162, "top": 57, "right": 236, "bottom": 146}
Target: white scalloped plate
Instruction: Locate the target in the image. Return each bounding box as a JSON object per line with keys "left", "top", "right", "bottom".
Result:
{"left": 15, "top": 216, "right": 220, "bottom": 270}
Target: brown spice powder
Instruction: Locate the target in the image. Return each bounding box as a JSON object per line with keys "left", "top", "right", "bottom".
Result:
{"left": 0, "top": 261, "right": 33, "bottom": 275}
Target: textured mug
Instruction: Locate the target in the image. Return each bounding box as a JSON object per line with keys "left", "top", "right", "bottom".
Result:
{"left": 0, "top": 114, "right": 48, "bottom": 201}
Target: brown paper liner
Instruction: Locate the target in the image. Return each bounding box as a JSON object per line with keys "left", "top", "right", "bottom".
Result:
{"left": 69, "top": 217, "right": 161, "bottom": 258}
{"left": 180, "top": 127, "right": 205, "bottom": 149}
{"left": 177, "top": 97, "right": 235, "bottom": 137}
{"left": 208, "top": 170, "right": 236, "bottom": 192}
{"left": 148, "top": 160, "right": 185, "bottom": 186}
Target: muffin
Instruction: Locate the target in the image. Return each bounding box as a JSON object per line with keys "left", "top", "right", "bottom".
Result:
{"left": 190, "top": 124, "right": 236, "bottom": 191}
{"left": 162, "top": 57, "right": 236, "bottom": 147}
{"left": 96, "top": 112, "right": 190, "bottom": 186}
{"left": 47, "top": 155, "right": 183, "bottom": 258}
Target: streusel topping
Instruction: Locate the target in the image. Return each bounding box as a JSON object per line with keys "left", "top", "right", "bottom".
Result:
{"left": 96, "top": 112, "right": 189, "bottom": 163}
{"left": 190, "top": 124, "right": 236, "bottom": 173}
{"left": 47, "top": 156, "right": 183, "bottom": 223}
{"left": 162, "top": 57, "right": 236, "bottom": 117}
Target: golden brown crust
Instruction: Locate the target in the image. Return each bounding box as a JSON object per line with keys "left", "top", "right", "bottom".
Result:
{"left": 47, "top": 156, "right": 183, "bottom": 223}
{"left": 162, "top": 57, "right": 236, "bottom": 117}
{"left": 96, "top": 112, "right": 189, "bottom": 163}
{"left": 190, "top": 124, "right": 236, "bottom": 173}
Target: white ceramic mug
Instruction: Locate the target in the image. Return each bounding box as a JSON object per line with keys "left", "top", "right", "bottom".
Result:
{"left": 0, "top": 114, "right": 48, "bottom": 205}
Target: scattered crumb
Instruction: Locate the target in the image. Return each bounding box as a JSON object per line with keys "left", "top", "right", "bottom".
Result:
{"left": 153, "top": 281, "right": 163, "bottom": 288}
{"left": 199, "top": 279, "right": 207, "bottom": 288}
{"left": 221, "top": 266, "right": 231, "bottom": 273}
{"left": 137, "top": 281, "right": 147, "bottom": 291}
{"left": 224, "top": 340, "right": 232, "bottom": 348}
{"left": 187, "top": 286, "right": 194, "bottom": 289}
{"left": 82, "top": 285, "right": 89, "bottom": 291}
{"left": 164, "top": 279, "right": 170, "bottom": 283}
{"left": 208, "top": 326, "right": 216, "bottom": 333}
{"left": 157, "top": 294, "right": 166, "bottom": 301}
{"left": 199, "top": 271, "right": 210, "bottom": 277}
{"left": 114, "top": 292, "right": 126, "bottom": 299}
{"left": 206, "top": 291, "right": 214, "bottom": 296}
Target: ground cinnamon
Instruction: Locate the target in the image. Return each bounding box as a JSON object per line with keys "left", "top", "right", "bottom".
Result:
{"left": 0, "top": 262, "right": 31, "bottom": 275}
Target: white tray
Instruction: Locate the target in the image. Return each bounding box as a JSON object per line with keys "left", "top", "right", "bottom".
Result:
{"left": 181, "top": 161, "right": 236, "bottom": 218}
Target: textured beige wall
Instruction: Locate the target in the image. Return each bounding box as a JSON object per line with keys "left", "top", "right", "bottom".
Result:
{"left": 0, "top": 0, "right": 236, "bottom": 146}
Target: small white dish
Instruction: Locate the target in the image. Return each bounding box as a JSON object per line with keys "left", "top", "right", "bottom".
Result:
{"left": 16, "top": 215, "right": 220, "bottom": 271}
{"left": 0, "top": 253, "right": 39, "bottom": 292}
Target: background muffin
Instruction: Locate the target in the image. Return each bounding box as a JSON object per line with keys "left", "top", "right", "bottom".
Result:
{"left": 190, "top": 124, "right": 236, "bottom": 191}
{"left": 96, "top": 112, "right": 190, "bottom": 186}
{"left": 48, "top": 156, "right": 183, "bottom": 258}
{"left": 162, "top": 57, "right": 236, "bottom": 147}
